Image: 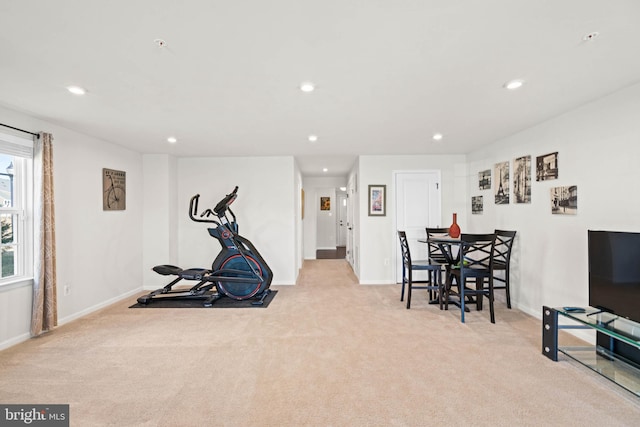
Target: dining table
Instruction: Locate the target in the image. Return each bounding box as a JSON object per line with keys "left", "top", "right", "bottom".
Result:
{"left": 418, "top": 233, "right": 492, "bottom": 312}
{"left": 416, "top": 235, "right": 463, "bottom": 309}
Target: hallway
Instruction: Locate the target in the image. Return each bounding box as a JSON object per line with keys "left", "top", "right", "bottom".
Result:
{"left": 315, "top": 245, "right": 346, "bottom": 259}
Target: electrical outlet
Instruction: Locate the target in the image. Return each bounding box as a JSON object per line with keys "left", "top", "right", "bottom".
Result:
{"left": 384, "top": 258, "right": 390, "bottom": 266}
{"left": 63, "top": 285, "right": 71, "bottom": 296}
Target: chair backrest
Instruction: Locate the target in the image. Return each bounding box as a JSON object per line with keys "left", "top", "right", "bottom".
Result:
{"left": 493, "top": 230, "right": 517, "bottom": 265}
{"left": 397, "top": 231, "right": 411, "bottom": 267}
{"left": 426, "top": 227, "right": 450, "bottom": 264}
{"left": 459, "top": 233, "right": 496, "bottom": 272}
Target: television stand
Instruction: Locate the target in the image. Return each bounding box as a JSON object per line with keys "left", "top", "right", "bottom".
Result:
{"left": 542, "top": 306, "right": 640, "bottom": 397}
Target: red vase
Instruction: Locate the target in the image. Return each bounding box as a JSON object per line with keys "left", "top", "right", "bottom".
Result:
{"left": 449, "top": 213, "right": 460, "bottom": 238}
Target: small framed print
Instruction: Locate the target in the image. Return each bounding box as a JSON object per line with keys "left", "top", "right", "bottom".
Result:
{"left": 513, "top": 155, "right": 532, "bottom": 204}
{"left": 368, "top": 185, "right": 386, "bottom": 216}
{"left": 103, "top": 168, "right": 126, "bottom": 211}
{"left": 320, "top": 196, "right": 331, "bottom": 211}
{"left": 494, "top": 161, "right": 510, "bottom": 205}
{"left": 537, "top": 151, "right": 558, "bottom": 181}
{"left": 551, "top": 185, "right": 577, "bottom": 215}
{"left": 472, "top": 196, "right": 483, "bottom": 214}
{"left": 478, "top": 170, "right": 491, "bottom": 190}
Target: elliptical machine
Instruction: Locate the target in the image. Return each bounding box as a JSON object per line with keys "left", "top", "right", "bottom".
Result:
{"left": 137, "top": 186, "right": 273, "bottom": 307}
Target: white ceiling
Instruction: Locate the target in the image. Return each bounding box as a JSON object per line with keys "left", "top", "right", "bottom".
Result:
{"left": 1, "top": 1, "right": 639, "bottom": 177}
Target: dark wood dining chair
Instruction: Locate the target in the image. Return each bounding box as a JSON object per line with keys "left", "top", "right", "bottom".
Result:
{"left": 425, "top": 227, "right": 450, "bottom": 265}
{"left": 445, "top": 233, "right": 496, "bottom": 323}
{"left": 397, "top": 230, "right": 443, "bottom": 309}
{"left": 491, "top": 230, "right": 517, "bottom": 308}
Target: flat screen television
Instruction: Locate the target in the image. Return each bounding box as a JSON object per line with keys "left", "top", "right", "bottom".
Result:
{"left": 588, "top": 230, "right": 640, "bottom": 323}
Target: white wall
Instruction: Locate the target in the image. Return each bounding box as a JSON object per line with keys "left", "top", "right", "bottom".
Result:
{"left": 357, "top": 154, "right": 467, "bottom": 284}
{"left": 0, "top": 105, "right": 143, "bottom": 350}
{"left": 142, "top": 154, "right": 178, "bottom": 289}
{"left": 293, "top": 163, "right": 303, "bottom": 280}
{"left": 177, "top": 156, "right": 297, "bottom": 285}
{"left": 347, "top": 167, "right": 360, "bottom": 272}
{"left": 466, "top": 82, "right": 640, "bottom": 318}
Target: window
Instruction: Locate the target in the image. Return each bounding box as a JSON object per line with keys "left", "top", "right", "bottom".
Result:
{"left": 0, "top": 133, "right": 33, "bottom": 284}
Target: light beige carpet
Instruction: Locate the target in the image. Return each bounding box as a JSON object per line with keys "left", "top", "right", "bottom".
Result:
{"left": 1, "top": 259, "right": 639, "bottom": 426}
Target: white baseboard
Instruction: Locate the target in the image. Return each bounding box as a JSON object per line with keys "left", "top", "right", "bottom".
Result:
{"left": 0, "top": 332, "right": 31, "bottom": 351}
{"left": 58, "top": 287, "right": 142, "bottom": 326}
{"left": 1, "top": 288, "right": 144, "bottom": 351}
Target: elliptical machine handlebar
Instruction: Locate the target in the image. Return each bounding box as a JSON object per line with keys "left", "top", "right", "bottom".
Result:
{"left": 189, "top": 194, "right": 215, "bottom": 224}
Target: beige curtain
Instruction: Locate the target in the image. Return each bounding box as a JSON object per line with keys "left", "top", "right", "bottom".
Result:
{"left": 31, "top": 132, "right": 57, "bottom": 336}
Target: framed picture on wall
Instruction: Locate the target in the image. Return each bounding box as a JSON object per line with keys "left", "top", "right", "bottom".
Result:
{"left": 536, "top": 151, "right": 558, "bottom": 181}
{"left": 320, "top": 196, "right": 331, "bottom": 211}
{"left": 551, "top": 185, "right": 577, "bottom": 215}
{"left": 102, "top": 168, "right": 126, "bottom": 210}
{"left": 368, "top": 185, "right": 386, "bottom": 216}
{"left": 494, "top": 161, "right": 510, "bottom": 205}
{"left": 478, "top": 169, "right": 491, "bottom": 190}
{"left": 513, "top": 155, "right": 531, "bottom": 204}
{"left": 472, "top": 195, "right": 483, "bottom": 214}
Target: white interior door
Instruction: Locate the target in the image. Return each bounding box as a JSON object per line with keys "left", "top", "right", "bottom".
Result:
{"left": 395, "top": 171, "right": 441, "bottom": 282}
{"left": 337, "top": 193, "right": 347, "bottom": 246}
{"left": 346, "top": 175, "right": 356, "bottom": 268}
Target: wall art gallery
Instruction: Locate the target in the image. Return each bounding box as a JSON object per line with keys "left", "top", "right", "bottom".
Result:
{"left": 472, "top": 150, "right": 576, "bottom": 216}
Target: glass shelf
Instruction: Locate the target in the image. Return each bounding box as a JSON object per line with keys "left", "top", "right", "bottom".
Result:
{"left": 559, "top": 346, "right": 640, "bottom": 396}
{"left": 557, "top": 307, "right": 640, "bottom": 349}
{"left": 554, "top": 307, "right": 640, "bottom": 396}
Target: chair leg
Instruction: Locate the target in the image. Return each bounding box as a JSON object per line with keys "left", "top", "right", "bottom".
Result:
{"left": 437, "top": 269, "right": 443, "bottom": 310}
{"left": 428, "top": 270, "right": 435, "bottom": 301}
{"left": 505, "top": 267, "right": 511, "bottom": 309}
{"left": 401, "top": 267, "right": 406, "bottom": 302}
{"left": 489, "top": 278, "right": 496, "bottom": 323}
{"left": 430, "top": 270, "right": 441, "bottom": 305}
{"left": 406, "top": 271, "right": 412, "bottom": 309}
{"left": 444, "top": 271, "right": 452, "bottom": 311}
{"left": 460, "top": 277, "right": 466, "bottom": 323}
{"left": 476, "top": 278, "right": 483, "bottom": 311}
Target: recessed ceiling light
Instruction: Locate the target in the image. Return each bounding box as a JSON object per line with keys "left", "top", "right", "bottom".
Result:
{"left": 167, "top": 136, "right": 177, "bottom": 144}
{"left": 432, "top": 133, "right": 443, "bottom": 141}
{"left": 308, "top": 135, "right": 318, "bottom": 142}
{"left": 300, "top": 82, "right": 315, "bottom": 92}
{"left": 322, "top": 168, "right": 328, "bottom": 173}
{"left": 66, "top": 86, "right": 87, "bottom": 95}
{"left": 504, "top": 80, "right": 524, "bottom": 90}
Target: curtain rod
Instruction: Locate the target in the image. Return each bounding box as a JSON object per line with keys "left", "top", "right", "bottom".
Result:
{"left": 0, "top": 123, "right": 40, "bottom": 139}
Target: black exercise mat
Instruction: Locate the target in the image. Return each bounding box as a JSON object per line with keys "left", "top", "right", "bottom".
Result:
{"left": 129, "top": 290, "right": 277, "bottom": 309}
